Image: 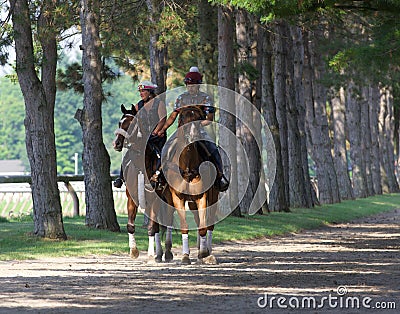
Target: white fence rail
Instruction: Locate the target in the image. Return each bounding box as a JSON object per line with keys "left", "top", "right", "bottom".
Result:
{"left": 0, "top": 176, "right": 128, "bottom": 218}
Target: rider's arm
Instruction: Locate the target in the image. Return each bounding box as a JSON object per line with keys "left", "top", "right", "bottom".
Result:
{"left": 153, "top": 117, "right": 166, "bottom": 135}
{"left": 152, "top": 101, "right": 167, "bottom": 135}
{"left": 157, "top": 111, "right": 178, "bottom": 136}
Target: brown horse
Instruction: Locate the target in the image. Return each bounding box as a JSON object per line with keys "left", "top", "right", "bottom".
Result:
{"left": 163, "top": 105, "right": 219, "bottom": 264}
{"left": 113, "top": 104, "right": 174, "bottom": 263}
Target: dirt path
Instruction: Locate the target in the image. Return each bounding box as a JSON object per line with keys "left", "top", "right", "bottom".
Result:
{"left": 1, "top": 209, "right": 399, "bottom": 314}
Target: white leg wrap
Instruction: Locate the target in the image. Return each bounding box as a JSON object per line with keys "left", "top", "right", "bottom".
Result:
{"left": 207, "top": 230, "right": 213, "bottom": 254}
{"left": 129, "top": 233, "right": 136, "bottom": 249}
{"left": 148, "top": 236, "right": 155, "bottom": 257}
{"left": 155, "top": 233, "right": 162, "bottom": 256}
{"left": 182, "top": 234, "right": 190, "bottom": 255}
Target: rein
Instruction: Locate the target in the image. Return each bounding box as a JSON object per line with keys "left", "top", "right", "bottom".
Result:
{"left": 114, "top": 115, "right": 141, "bottom": 140}
{"left": 114, "top": 128, "right": 130, "bottom": 138}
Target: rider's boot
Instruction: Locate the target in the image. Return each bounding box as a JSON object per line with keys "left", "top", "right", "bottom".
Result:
{"left": 113, "top": 177, "right": 124, "bottom": 188}
{"left": 212, "top": 153, "right": 229, "bottom": 192}
{"left": 215, "top": 173, "right": 229, "bottom": 192}
{"left": 114, "top": 166, "right": 124, "bottom": 188}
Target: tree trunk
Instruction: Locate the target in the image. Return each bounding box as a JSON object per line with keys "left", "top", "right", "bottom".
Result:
{"left": 360, "top": 85, "right": 374, "bottom": 196}
{"left": 146, "top": 0, "right": 168, "bottom": 93}
{"left": 218, "top": 5, "right": 240, "bottom": 217}
{"left": 272, "top": 20, "right": 289, "bottom": 206}
{"left": 11, "top": 0, "right": 66, "bottom": 239}
{"left": 261, "top": 25, "right": 289, "bottom": 212}
{"left": 331, "top": 87, "right": 354, "bottom": 199}
{"left": 253, "top": 22, "right": 269, "bottom": 214}
{"left": 197, "top": 0, "right": 218, "bottom": 85}
{"left": 78, "top": 0, "right": 120, "bottom": 231}
{"left": 379, "top": 87, "right": 400, "bottom": 193}
{"left": 289, "top": 24, "right": 316, "bottom": 208}
{"left": 236, "top": 9, "right": 260, "bottom": 214}
{"left": 369, "top": 85, "right": 382, "bottom": 195}
{"left": 282, "top": 21, "right": 313, "bottom": 208}
{"left": 346, "top": 80, "right": 368, "bottom": 198}
{"left": 303, "top": 26, "right": 340, "bottom": 204}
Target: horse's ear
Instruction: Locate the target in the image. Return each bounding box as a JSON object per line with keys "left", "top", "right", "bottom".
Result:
{"left": 121, "top": 104, "right": 128, "bottom": 114}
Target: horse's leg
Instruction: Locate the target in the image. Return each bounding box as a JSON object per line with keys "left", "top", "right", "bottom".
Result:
{"left": 147, "top": 217, "right": 162, "bottom": 263}
{"left": 126, "top": 190, "right": 139, "bottom": 259}
{"left": 206, "top": 225, "right": 214, "bottom": 254}
{"left": 188, "top": 202, "right": 200, "bottom": 250}
{"left": 164, "top": 225, "right": 173, "bottom": 262}
{"left": 145, "top": 190, "right": 162, "bottom": 263}
{"left": 148, "top": 190, "right": 170, "bottom": 263}
{"left": 164, "top": 192, "right": 174, "bottom": 262}
{"left": 154, "top": 224, "right": 163, "bottom": 263}
{"left": 160, "top": 188, "right": 174, "bottom": 262}
{"left": 206, "top": 187, "right": 219, "bottom": 254}
{"left": 196, "top": 194, "right": 210, "bottom": 259}
{"left": 172, "top": 192, "right": 190, "bottom": 264}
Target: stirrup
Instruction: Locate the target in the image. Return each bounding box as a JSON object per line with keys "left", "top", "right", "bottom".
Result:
{"left": 215, "top": 174, "right": 229, "bottom": 192}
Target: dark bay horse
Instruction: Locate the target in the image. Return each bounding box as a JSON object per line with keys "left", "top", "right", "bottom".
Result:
{"left": 113, "top": 104, "right": 174, "bottom": 263}
{"left": 163, "top": 105, "right": 219, "bottom": 264}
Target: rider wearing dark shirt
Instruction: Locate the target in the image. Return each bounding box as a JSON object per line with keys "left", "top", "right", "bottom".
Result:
{"left": 114, "top": 81, "right": 166, "bottom": 188}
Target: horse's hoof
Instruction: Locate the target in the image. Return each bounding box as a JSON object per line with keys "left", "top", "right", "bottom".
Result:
{"left": 203, "top": 254, "right": 218, "bottom": 265}
{"left": 181, "top": 254, "right": 191, "bottom": 265}
{"left": 147, "top": 256, "right": 156, "bottom": 265}
{"left": 155, "top": 254, "right": 163, "bottom": 263}
{"left": 130, "top": 247, "right": 139, "bottom": 259}
{"left": 198, "top": 248, "right": 210, "bottom": 259}
{"left": 164, "top": 250, "right": 174, "bottom": 262}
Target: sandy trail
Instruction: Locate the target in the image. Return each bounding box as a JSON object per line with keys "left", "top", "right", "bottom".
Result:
{"left": 0, "top": 209, "right": 399, "bottom": 313}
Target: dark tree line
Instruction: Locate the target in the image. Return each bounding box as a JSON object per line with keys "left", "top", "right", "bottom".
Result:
{"left": 2, "top": 0, "right": 399, "bottom": 238}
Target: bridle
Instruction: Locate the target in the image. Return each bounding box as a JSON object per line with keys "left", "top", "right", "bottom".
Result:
{"left": 176, "top": 106, "right": 206, "bottom": 182}
{"left": 114, "top": 114, "right": 139, "bottom": 140}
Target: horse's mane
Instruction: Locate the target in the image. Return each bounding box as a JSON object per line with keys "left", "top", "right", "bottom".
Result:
{"left": 178, "top": 105, "right": 206, "bottom": 127}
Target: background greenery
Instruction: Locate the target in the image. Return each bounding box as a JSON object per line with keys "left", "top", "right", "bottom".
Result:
{"left": 1, "top": 193, "right": 399, "bottom": 260}
{"left": 0, "top": 71, "right": 140, "bottom": 174}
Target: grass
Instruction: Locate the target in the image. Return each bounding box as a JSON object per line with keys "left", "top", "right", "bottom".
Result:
{"left": 0, "top": 193, "right": 399, "bottom": 261}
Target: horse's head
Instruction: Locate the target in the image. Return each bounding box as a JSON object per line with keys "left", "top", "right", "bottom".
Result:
{"left": 177, "top": 106, "right": 205, "bottom": 143}
{"left": 113, "top": 104, "right": 137, "bottom": 152}
{"left": 178, "top": 105, "right": 205, "bottom": 126}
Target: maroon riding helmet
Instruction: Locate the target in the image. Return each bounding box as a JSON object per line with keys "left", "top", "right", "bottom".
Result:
{"left": 184, "top": 68, "right": 203, "bottom": 85}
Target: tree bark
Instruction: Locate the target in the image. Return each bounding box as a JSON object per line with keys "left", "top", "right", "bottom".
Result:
{"left": 11, "top": 0, "right": 66, "bottom": 239}
{"left": 261, "top": 25, "right": 289, "bottom": 212}
{"left": 303, "top": 26, "right": 340, "bottom": 204}
{"left": 272, "top": 20, "right": 289, "bottom": 206}
{"left": 331, "top": 87, "right": 354, "bottom": 199}
{"left": 146, "top": 0, "right": 168, "bottom": 93}
{"left": 369, "top": 85, "right": 382, "bottom": 195}
{"left": 360, "top": 85, "right": 374, "bottom": 196}
{"left": 378, "top": 87, "right": 400, "bottom": 193}
{"left": 253, "top": 22, "right": 269, "bottom": 214}
{"left": 289, "top": 24, "right": 316, "bottom": 208}
{"left": 78, "top": 0, "right": 120, "bottom": 231}
{"left": 218, "top": 5, "right": 240, "bottom": 216}
{"left": 277, "top": 21, "right": 313, "bottom": 208}
{"left": 197, "top": 0, "right": 218, "bottom": 85}
{"left": 346, "top": 80, "right": 368, "bottom": 198}
{"left": 235, "top": 9, "right": 260, "bottom": 214}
